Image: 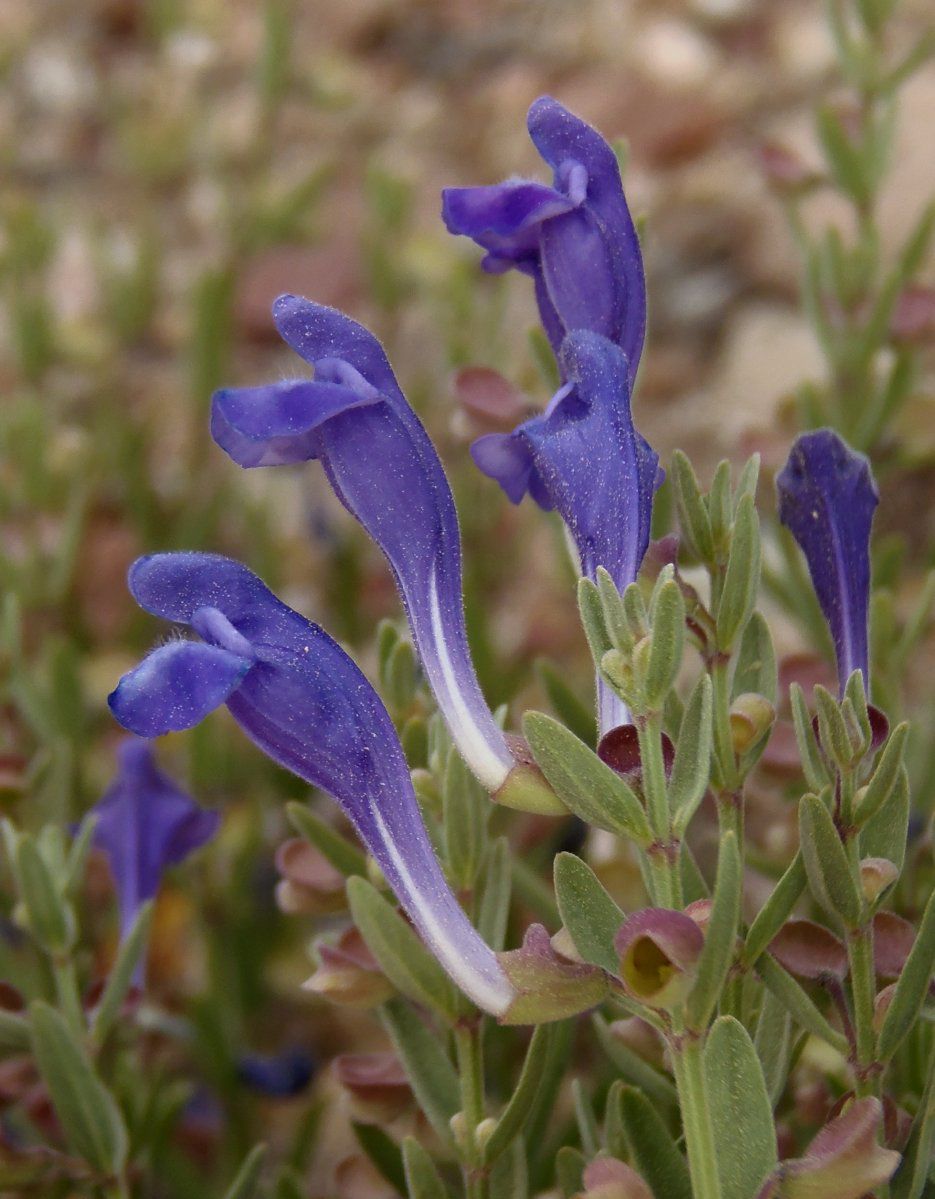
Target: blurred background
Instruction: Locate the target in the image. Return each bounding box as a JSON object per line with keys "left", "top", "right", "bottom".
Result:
{"left": 1, "top": 0, "right": 933, "bottom": 1194}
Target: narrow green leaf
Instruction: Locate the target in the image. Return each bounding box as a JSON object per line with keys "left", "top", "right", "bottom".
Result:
{"left": 16, "top": 836, "right": 74, "bottom": 955}
{"left": 743, "top": 852, "right": 806, "bottom": 967}
{"left": 523, "top": 712, "right": 652, "bottom": 844}
{"left": 489, "top": 1137, "right": 528, "bottom": 1199}
{"left": 607, "top": 1083, "right": 692, "bottom": 1199}
{"left": 578, "top": 577, "right": 612, "bottom": 665}
{"left": 892, "top": 1045, "right": 935, "bottom": 1199}
{"left": 813, "top": 685, "right": 854, "bottom": 770}
{"left": 878, "top": 887, "right": 935, "bottom": 1061}
{"left": 669, "top": 674, "right": 713, "bottom": 832}
{"left": 708, "top": 460, "right": 733, "bottom": 554}
{"left": 572, "top": 1078, "right": 600, "bottom": 1158}
{"left": 789, "top": 683, "right": 830, "bottom": 792}
{"left": 716, "top": 495, "right": 761, "bottom": 650}
{"left": 732, "top": 612, "right": 777, "bottom": 705}
{"left": 348, "top": 878, "right": 458, "bottom": 1022}
{"left": 860, "top": 765, "right": 910, "bottom": 872}
{"left": 29, "top": 1000, "right": 128, "bottom": 1174}
{"left": 856, "top": 722, "right": 909, "bottom": 826}
{"left": 287, "top": 803, "right": 367, "bottom": 876}
{"left": 554, "top": 853, "right": 624, "bottom": 974}
{"left": 380, "top": 999, "right": 459, "bottom": 1143}
{"left": 64, "top": 814, "right": 98, "bottom": 896}
{"left": 754, "top": 987, "right": 793, "bottom": 1107}
{"left": 687, "top": 832, "right": 741, "bottom": 1029}
{"left": 402, "top": 1137, "right": 449, "bottom": 1199}
{"left": 671, "top": 450, "right": 715, "bottom": 562}
{"left": 223, "top": 1143, "right": 268, "bottom": 1199}
{"left": 704, "top": 1017, "right": 778, "bottom": 1199}
{"left": 799, "top": 794, "right": 862, "bottom": 928}
{"left": 596, "top": 566, "right": 633, "bottom": 652}
{"left": 756, "top": 957, "right": 848, "bottom": 1053}
{"left": 353, "top": 1122, "right": 406, "bottom": 1194}
{"left": 90, "top": 902, "right": 154, "bottom": 1045}
{"left": 645, "top": 580, "right": 685, "bottom": 708}
{"left": 483, "top": 1024, "right": 557, "bottom": 1165}
{"left": 442, "top": 748, "right": 487, "bottom": 890}
{"left": 477, "top": 837, "right": 512, "bottom": 952}
{"left": 733, "top": 454, "right": 760, "bottom": 510}
{"left": 591, "top": 1014, "right": 678, "bottom": 1111}
{"left": 0, "top": 1009, "right": 31, "bottom": 1052}
{"left": 555, "top": 1145, "right": 586, "bottom": 1199}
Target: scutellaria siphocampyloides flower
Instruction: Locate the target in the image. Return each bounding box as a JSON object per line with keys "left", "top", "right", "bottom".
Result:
{"left": 108, "top": 552, "right": 515, "bottom": 1015}
{"left": 210, "top": 299, "right": 558, "bottom": 812}
{"left": 442, "top": 96, "right": 646, "bottom": 382}
{"left": 776, "top": 429, "right": 878, "bottom": 694}
{"left": 472, "top": 331, "right": 661, "bottom": 730}
{"left": 91, "top": 738, "right": 219, "bottom": 959}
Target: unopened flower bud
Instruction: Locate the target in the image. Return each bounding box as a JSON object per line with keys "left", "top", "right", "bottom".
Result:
{"left": 858, "top": 857, "right": 898, "bottom": 905}
{"left": 333, "top": 1053, "right": 412, "bottom": 1124}
{"left": 601, "top": 649, "right": 632, "bottom": 696}
{"left": 274, "top": 839, "right": 346, "bottom": 916}
{"left": 615, "top": 908, "right": 704, "bottom": 1011}
{"left": 495, "top": 736, "right": 567, "bottom": 815}
{"left": 303, "top": 926, "right": 393, "bottom": 1009}
{"left": 475, "top": 1117, "right": 497, "bottom": 1150}
{"left": 729, "top": 692, "right": 775, "bottom": 755}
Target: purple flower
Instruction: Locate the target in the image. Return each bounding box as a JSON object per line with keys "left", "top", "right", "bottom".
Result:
{"left": 777, "top": 430, "right": 879, "bottom": 694}
{"left": 473, "top": 331, "right": 661, "bottom": 731}
{"left": 108, "top": 552, "right": 514, "bottom": 1015}
{"left": 91, "top": 738, "right": 219, "bottom": 947}
{"left": 237, "top": 1048, "right": 315, "bottom": 1098}
{"left": 442, "top": 96, "right": 645, "bottom": 382}
{"left": 210, "top": 297, "right": 518, "bottom": 798}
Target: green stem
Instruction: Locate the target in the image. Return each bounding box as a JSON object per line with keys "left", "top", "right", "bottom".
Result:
{"left": 848, "top": 922, "right": 879, "bottom": 1096}
{"left": 52, "top": 956, "right": 85, "bottom": 1039}
{"left": 455, "top": 1024, "right": 487, "bottom": 1199}
{"left": 637, "top": 715, "right": 682, "bottom": 908}
{"left": 670, "top": 1031, "right": 722, "bottom": 1199}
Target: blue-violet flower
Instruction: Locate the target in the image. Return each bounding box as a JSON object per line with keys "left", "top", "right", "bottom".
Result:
{"left": 210, "top": 298, "right": 557, "bottom": 813}
{"left": 473, "top": 330, "right": 661, "bottom": 730}
{"left": 108, "top": 552, "right": 514, "bottom": 1015}
{"left": 442, "top": 96, "right": 645, "bottom": 383}
{"left": 776, "top": 429, "right": 878, "bottom": 694}
{"left": 92, "top": 738, "right": 219, "bottom": 944}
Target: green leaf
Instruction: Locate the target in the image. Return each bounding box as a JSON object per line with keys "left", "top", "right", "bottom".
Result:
{"left": 591, "top": 1014, "right": 677, "bottom": 1112}
{"left": 572, "top": 1078, "right": 600, "bottom": 1157}
{"left": 645, "top": 579, "right": 685, "bottom": 708}
{"left": 536, "top": 659, "right": 596, "bottom": 747}
{"left": 443, "top": 748, "right": 487, "bottom": 890}
{"left": 687, "top": 832, "right": 741, "bottom": 1029}
{"left": 732, "top": 612, "right": 777, "bottom": 705}
{"left": 477, "top": 837, "right": 512, "bottom": 952}
{"left": 29, "top": 1000, "right": 128, "bottom": 1174}
{"left": 716, "top": 495, "right": 760, "bottom": 651}
{"left": 817, "top": 104, "right": 871, "bottom": 206}
{"left": 892, "top": 1047, "right": 935, "bottom": 1199}
{"left": 287, "top": 802, "right": 367, "bottom": 876}
{"left": 348, "top": 877, "right": 458, "bottom": 1022}
{"left": 754, "top": 987, "right": 793, "bottom": 1107}
{"left": 671, "top": 450, "right": 715, "bottom": 562}
{"left": 15, "top": 836, "right": 75, "bottom": 956}
{"left": 669, "top": 674, "right": 713, "bottom": 833}
{"left": 605, "top": 1083, "right": 692, "bottom": 1199}
{"left": 0, "top": 1009, "right": 31, "bottom": 1052}
{"left": 799, "top": 794, "right": 862, "bottom": 928}
{"left": 90, "top": 902, "right": 153, "bottom": 1046}
{"left": 489, "top": 1137, "right": 528, "bottom": 1199}
{"left": 860, "top": 766, "right": 910, "bottom": 871}
{"left": 555, "top": 1145, "right": 586, "bottom": 1199}
{"left": 554, "top": 852, "right": 624, "bottom": 974}
{"left": 353, "top": 1122, "right": 406, "bottom": 1194}
{"left": 855, "top": 722, "right": 909, "bottom": 826}
{"left": 223, "top": 1143, "right": 268, "bottom": 1199}
{"left": 790, "top": 684, "right": 831, "bottom": 792}
{"left": 596, "top": 566, "right": 634, "bottom": 652}
{"left": 813, "top": 685, "right": 855, "bottom": 770}
{"left": 578, "top": 577, "right": 613, "bottom": 665}
{"left": 877, "top": 887, "right": 935, "bottom": 1061}
{"left": 705, "top": 1017, "right": 777, "bottom": 1199}
{"left": 523, "top": 712, "right": 652, "bottom": 845}
{"left": 483, "top": 1024, "right": 558, "bottom": 1165}
{"left": 402, "top": 1137, "right": 450, "bottom": 1199}
{"left": 380, "top": 999, "right": 460, "bottom": 1143}
{"left": 756, "top": 957, "right": 848, "bottom": 1053}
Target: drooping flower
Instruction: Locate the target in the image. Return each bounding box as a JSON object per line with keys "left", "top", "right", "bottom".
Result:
{"left": 442, "top": 96, "right": 646, "bottom": 382}
{"left": 108, "top": 552, "right": 515, "bottom": 1016}
{"left": 472, "top": 331, "right": 661, "bottom": 730}
{"left": 776, "top": 430, "right": 879, "bottom": 694}
{"left": 210, "top": 298, "right": 558, "bottom": 813}
{"left": 91, "top": 738, "right": 219, "bottom": 947}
